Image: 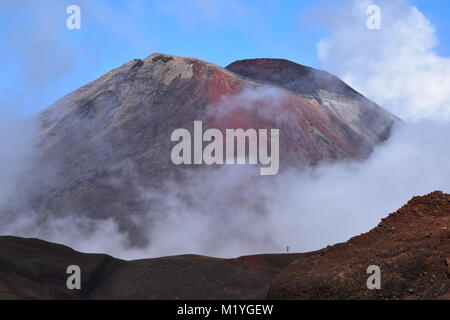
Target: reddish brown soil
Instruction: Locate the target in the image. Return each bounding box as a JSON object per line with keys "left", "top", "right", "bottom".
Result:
{"left": 269, "top": 191, "right": 450, "bottom": 300}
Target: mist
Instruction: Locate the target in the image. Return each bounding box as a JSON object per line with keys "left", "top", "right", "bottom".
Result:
{"left": 0, "top": 115, "right": 37, "bottom": 206}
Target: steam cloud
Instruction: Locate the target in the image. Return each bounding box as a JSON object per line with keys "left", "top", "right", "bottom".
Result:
{"left": 0, "top": 0, "right": 449, "bottom": 260}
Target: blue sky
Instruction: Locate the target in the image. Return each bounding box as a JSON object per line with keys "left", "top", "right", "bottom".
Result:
{"left": 1, "top": 0, "right": 450, "bottom": 116}
{"left": 411, "top": 0, "right": 450, "bottom": 56}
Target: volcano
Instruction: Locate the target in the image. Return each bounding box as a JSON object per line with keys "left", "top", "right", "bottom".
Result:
{"left": 10, "top": 54, "right": 398, "bottom": 244}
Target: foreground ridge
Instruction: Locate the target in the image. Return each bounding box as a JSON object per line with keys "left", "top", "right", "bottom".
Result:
{"left": 269, "top": 191, "right": 450, "bottom": 300}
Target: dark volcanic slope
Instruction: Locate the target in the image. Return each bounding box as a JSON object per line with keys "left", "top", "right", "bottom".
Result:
{"left": 269, "top": 191, "right": 450, "bottom": 300}
{"left": 0, "top": 236, "right": 301, "bottom": 300}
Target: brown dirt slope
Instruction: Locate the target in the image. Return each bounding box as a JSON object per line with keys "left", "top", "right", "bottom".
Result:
{"left": 269, "top": 191, "right": 450, "bottom": 300}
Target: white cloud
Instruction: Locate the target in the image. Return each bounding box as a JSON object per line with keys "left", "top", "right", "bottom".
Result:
{"left": 317, "top": 0, "right": 450, "bottom": 121}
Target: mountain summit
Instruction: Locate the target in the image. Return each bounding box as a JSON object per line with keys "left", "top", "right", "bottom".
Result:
{"left": 226, "top": 58, "right": 360, "bottom": 96}
{"left": 12, "top": 53, "right": 398, "bottom": 244}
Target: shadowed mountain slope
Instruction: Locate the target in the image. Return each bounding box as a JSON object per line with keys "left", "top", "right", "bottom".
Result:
{"left": 0, "top": 236, "right": 302, "bottom": 299}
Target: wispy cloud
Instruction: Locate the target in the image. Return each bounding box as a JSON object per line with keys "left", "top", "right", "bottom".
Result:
{"left": 317, "top": 0, "right": 450, "bottom": 121}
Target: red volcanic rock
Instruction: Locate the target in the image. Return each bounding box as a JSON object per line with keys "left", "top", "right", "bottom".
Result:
{"left": 225, "top": 58, "right": 400, "bottom": 161}
{"left": 269, "top": 191, "right": 450, "bottom": 300}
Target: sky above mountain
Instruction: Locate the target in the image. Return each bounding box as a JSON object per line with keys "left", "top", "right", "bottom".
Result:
{"left": 0, "top": 0, "right": 450, "bottom": 118}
